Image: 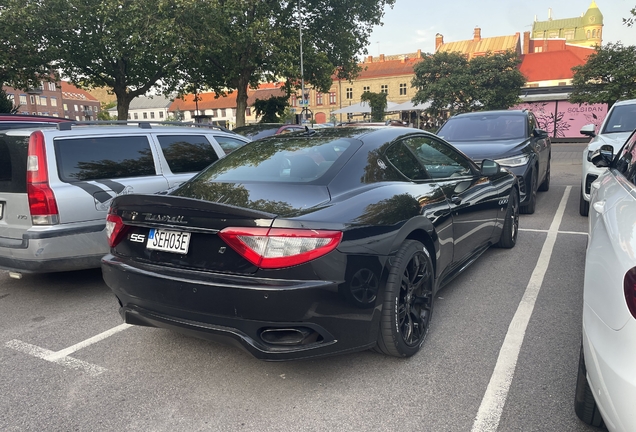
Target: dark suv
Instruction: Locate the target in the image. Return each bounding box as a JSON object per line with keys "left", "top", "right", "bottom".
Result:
{"left": 437, "top": 110, "right": 551, "bottom": 214}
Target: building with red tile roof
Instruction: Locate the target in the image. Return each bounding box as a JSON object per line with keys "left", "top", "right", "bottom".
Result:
{"left": 60, "top": 81, "right": 101, "bottom": 120}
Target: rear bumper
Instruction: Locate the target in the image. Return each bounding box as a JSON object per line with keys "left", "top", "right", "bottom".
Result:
{"left": 0, "top": 223, "right": 107, "bottom": 273}
{"left": 102, "top": 254, "right": 382, "bottom": 360}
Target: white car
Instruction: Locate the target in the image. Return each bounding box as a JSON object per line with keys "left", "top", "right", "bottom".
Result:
{"left": 575, "top": 130, "right": 636, "bottom": 431}
{"left": 579, "top": 99, "right": 636, "bottom": 216}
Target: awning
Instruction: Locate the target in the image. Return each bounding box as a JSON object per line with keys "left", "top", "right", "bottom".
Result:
{"left": 388, "top": 100, "right": 431, "bottom": 112}
{"left": 331, "top": 101, "right": 399, "bottom": 115}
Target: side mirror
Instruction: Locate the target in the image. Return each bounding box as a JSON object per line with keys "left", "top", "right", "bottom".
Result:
{"left": 580, "top": 124, "right": 596, "bottom": 138}
{"left": 481, "top": 159, "right": 501, "bottom": 176}
{"left": 533, "top": 128, "right": 548, "bottom": 138}
{"left": 590, "top": 144, "right": 614, "bottom": 168}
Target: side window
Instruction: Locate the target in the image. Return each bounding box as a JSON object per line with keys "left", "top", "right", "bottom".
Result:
{"left": 157, "top": 135, "right": 219, "bottom": 173}
{"left": 528, "top": 114, "right": 536, "bottom": 136}
{"left": 213, "top": 135, "right": 247, "bottom": 155}
{"left": 55, "top": 136, "right": 156, "bottom": 182}
{"left": 385, "top": 142, "right": 428, "bottom": 181}
{"left": 615, "top": 132, "right": 636, "bottom": 183}
{"left": 404, "top": 136, "right": 473, "bottom": 180}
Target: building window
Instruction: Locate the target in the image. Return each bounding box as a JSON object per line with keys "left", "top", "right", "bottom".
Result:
{"left": 30, "top": 95, "right": 36, "bottom": 104}
{"left": 143, "top": 112, "right": 148, "bottom": 119}
{"left": 74, "top": 104, "right": 79, "bottom": 111}
{"left": 48, "top": 82, "right": 56, "bottom": 91}
{"left": 159, "top": 111, "right": 164, "bottom": 118}
{"left": 20, "top": 95, "right": 27, "bottom": 105}
{"left": 150, "top": 112, "right": 155, "bottom": 119}
{"left": 346, "top": 88, "right": 353, "bottom": 99}
{"left": 40, "top": 96, "right": 47, "bottom": 106}
{"left": 316, "top": 93, "right": 323, "bottom": 105}
{"left": 128, "top": 114, "right": 131, "bottom": 120}
{"left": 592, "top": 29, "right": 596, "bottom": 38}
{"left": 246, "top": 108, "right": 251, "bottom": 116}
{"left": 134, "top": 112, "right": 138, "bottom": 119}
{"left": 75, "top": 115, "right": 80, "bottom": 120}
{"left": 534, "top": 46, "right": 543, "bottom": 53}
{"left": 587, "top": 30, "right": 591, "bottom": 38}
{"left": 63, "top": 103, "right": 68, "bottom": 111}
{"left": 381, "top": 85, "right": 388, "bottom": 94}
{"left": 39, "top": 81, "right": 44, "bottom": 90}
{"left": 363, "top": 86, "right": 370, "bottom": 93}
{"left": 399, "top": 83, "right": 407, "bottom": 96}
{"left": 50, "top": 97, "right": 57, "bottom": 107}
{"left": 221, "top": 109, "right": 226, "bottom": 117}
{"left": 6, "top": 93, "right": 14, "bottom": 103}
{"left": 329, "top": 92, "right": 336, "bottom": 104}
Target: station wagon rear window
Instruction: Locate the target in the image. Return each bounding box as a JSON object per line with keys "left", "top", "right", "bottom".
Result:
{"left": 55, "top": 136, "right": 156, "bottom": 182}
{"left": 0, "top": 135, "right": 28, "bottom": 193}
{"left": 156, "top": 135, "right": 219, "bottom": 173}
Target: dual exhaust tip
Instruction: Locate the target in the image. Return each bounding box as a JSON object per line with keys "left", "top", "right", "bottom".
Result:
{"left": 260, "top": 327, "right": 322, "bottom": 346}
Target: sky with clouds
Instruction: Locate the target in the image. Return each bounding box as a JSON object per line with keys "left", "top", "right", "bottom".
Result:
{"left": 365, "top": 0, "right": 636, "bottom": 56}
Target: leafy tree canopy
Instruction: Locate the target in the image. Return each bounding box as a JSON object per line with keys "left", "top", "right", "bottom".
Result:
{"left": 570, "top": 43, "right": 636, "bottom": 109}
{"left": 623, "top": 6, "right": 636, "bottom": 26}
{"left": 0, "top": 88, "right": 18, "bottom": 113}
{"left": 253, "top": 96, "right": 289, "bottom": 123}
{"left": 411, "top": 51, "right": 525, "bottom": 117}
{"left": 361, "top": 91, "right": 387, "bottom": 122}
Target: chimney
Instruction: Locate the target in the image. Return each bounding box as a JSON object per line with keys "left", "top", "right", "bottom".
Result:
{"left": 379, "top": 54, "right": 385, "bottom": 62}
{"left": 548, "top": 8, "right": 552, "bottom": 20}
{"left": 417, "top": 49, "right": 422, "bottom": 58}
{"left": 435, "top": 34, "right": 444, "bottom": 51}
{"left": 367, "top": 55, "right": 373, "bottom": 63}
{"left": 474, "top": 27, "right": 481, "bottom": 42}
{"left": 523, "top": 31, "right": 530, "bottom": 54}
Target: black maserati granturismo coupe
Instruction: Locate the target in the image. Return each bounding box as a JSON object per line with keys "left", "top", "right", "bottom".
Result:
{"left": 102, "top": 126, "right": 519, "bottom": 360}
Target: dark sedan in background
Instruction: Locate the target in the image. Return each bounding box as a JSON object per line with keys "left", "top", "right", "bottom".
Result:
{"left": 102, "top": 127, "right": 519, "bottom": 360}
{"left": 437, "top": 110, "right": 551, "bottom": 214}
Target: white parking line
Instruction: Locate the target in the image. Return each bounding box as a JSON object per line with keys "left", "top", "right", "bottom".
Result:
{"left": 5, "top": 323, "right": 131, "bottom": 376}
{"left": 520, "top": 228, "right": 587, "bottom": 235}
{"left": 471, "top": 186, "right": 572, "bottom": 432}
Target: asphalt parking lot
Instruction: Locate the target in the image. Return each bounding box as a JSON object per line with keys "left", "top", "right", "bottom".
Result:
{"left": 0, "top": 142, "right": 599, "bottom": 432}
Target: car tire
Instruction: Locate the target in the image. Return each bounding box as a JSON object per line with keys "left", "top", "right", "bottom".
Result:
{"left": 375, "top": 240, "right": 434, "bottom": 357}
{"left": 495, "top": 188, "right": 519, "bottom": 248}
{"left": 538, "top": 158, "right": 550, "bottom": 192}
{"left": 579, "top": 188, "right": 590, "bottom": 217}
{"left": 520, "top": 168, "right": 537, "bottom": 214}
{"left": 574, "top": 344, "right": 605, "bottom": 428}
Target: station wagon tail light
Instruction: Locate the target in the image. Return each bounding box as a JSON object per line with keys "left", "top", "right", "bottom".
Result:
{"left": 624, "top": 268, "right": 636, "bottom": 319}
{"left": 219, "top": 227, "right": 342, "bottom": 269}
{"left": 27, "top": 131, "right": 59, "bottom": 225}
{"left": 106, "top": 208, "right": 128, "bottom": 248}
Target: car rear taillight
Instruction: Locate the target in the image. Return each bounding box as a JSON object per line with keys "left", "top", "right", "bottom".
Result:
{"left": 27, "top": 131, "right": 59, "bottom": 225}
{"left": 624, "top": 268, "right": 636, "bottom": 319}
{"left": 106, "top": 208, "right": 129, "bottom": 248}
{"left": 218, "top": 227, "right": 342, "bottom": 269}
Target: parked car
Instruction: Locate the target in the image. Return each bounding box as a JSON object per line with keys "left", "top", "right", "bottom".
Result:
{"left": 0, "top": 123, "right": 250, "bottom": 276}
{"left": 574, "top": 130, "right": 636, "bottom": 431}
{"left": 578, "top": 98, "right": 636, "bottom": 216}
{"left": 102, "top": 126, "right": 519, "bottom": 360}
{"left": 233, "top": 123, "right": 305, "bottom": 140}
{"left": 0, "top": 114, "right": 71, "bottom": 130}
{"left": 437, "top": 110, "right": 551, "bottom": 214}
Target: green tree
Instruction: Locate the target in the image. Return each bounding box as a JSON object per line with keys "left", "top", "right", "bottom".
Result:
{"left": 623, "top": 6, "right": 636, "bottom": 26}
{"left": 0, "top": 0, "right": 57, "bottom": 89}
{"left": 570, "top": 43, "right": 636, "bottom": 109}
{"left": 97, "top": 102, "right": 116, "bottom": 120}
{"left": 0, "top": 88, "right": 18, "bottom": 113}
{"left": 179, "top": 0, "right": 395, "bottom": 127}
{"left": 411, "top": 51, "right": 525, "bottom": 116}
{"left": 360, "top": 91, "right": 387, "bottom": 122}
{"left": 31, "top": 0, "right": 186, "bottom": 120}
{"left": 253, "top": 96, "right": 289, "bottom": 123}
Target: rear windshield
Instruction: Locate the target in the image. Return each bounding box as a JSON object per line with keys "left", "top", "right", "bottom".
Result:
{"left": 438, "top": 114, "right": 527, "bottom": 141}
{"left": 0, "top": 134, "right": 29, "bottom": 193}
{"left": 54, "top": 136, "right": 157, "bottom": 182}
{"left": 601, "top": 104, "right": 636, "bottom": 134}
{"left": 181, "top": 137, "right": 359, "bottom": 185}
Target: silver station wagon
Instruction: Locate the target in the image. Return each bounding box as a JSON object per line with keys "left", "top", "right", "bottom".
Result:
{"left": 0, "top": 123, "right": 250, "bottom": 276}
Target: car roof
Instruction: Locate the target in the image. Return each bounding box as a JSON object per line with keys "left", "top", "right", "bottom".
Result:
{"left": 1, "top": 123, "right": 243, "bottom": 137}
{"left": 612, "top": 99, "right": 636, "bottom": 107}
{"left": 0, "top": 114, "right": 71, "bottom": 123}
{"left": 452, "top": 110, "right": 527, "bottom": 118}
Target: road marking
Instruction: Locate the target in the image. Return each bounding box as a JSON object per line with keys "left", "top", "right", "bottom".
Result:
{"left": 471, "top": 186, "right": 572, "bottom": 432}
{"left": 519, "top": 228, "right": 587, "bottom": 235}
{"left": 5, "top": 323, "right": 131, "bottom": 376}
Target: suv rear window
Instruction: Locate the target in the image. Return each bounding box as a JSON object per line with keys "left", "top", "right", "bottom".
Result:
{"left": 601, "top": 104, "right": 636, "bottom": 134}
{"left": 438, "top": 114, "right": 527, "bottom": 141}
{"left": 156, "top": 135, "right": 219, "bottom": 173}
{"left": 0, "top": 134, "right": 28, "bottom": 193}
{"left": 55, "top": 136, "right": 156, "bottom": 182}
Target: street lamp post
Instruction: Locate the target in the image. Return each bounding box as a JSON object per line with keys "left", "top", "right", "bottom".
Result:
{"left": 298, "top": 0, "right": 306, "bottom": 124}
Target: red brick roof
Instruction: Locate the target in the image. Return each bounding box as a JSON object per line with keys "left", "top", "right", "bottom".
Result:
{"left": 169, "top": 85, "right": 287, "bottom": 111}
{"left": 519, "top": 50, "right": 586, "bottom": 82}
{"left": 60, "top": 82, "right": 99, "bottom": 101}
{"left": 355, "top": 57, "right": 422, "bottom": 79}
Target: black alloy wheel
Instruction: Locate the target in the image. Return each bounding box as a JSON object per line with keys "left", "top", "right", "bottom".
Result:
{"left": 520, "top": 168, "right": 537, "bottom": 214}
{"left": 496, "top": 187, "right": 519, "bottom": 248}
{"left": 538, "top": 157, "right": 550, "bottom": 192}
{"left": 376, "top": 240, "right": 434, "bottom": 357}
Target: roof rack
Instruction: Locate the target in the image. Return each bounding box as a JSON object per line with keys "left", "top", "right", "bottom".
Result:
{"left": 56, "top": 120, "right": 233, "bottom": 133}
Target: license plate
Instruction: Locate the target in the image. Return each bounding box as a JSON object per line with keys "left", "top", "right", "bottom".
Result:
{"left": 147, "top": 229, "right": 191, "bottom": 254}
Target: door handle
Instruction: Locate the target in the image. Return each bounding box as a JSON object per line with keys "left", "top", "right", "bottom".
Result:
{"left": 450, "top": 196, "right": 462, "bottom": 204}
{"left": 593, "top": 200, "right": 605, "bottom": 214}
